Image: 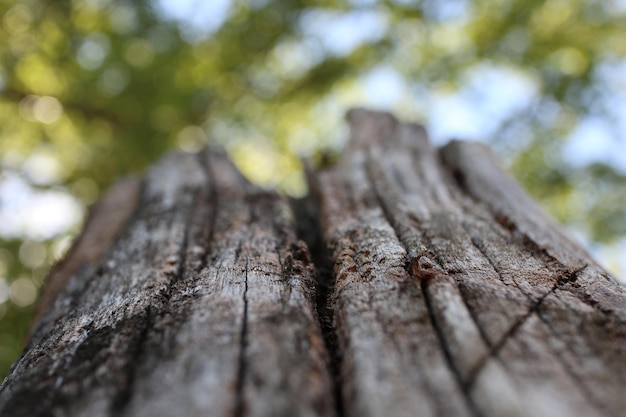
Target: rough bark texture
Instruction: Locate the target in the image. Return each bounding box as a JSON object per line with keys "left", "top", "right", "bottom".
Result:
{"left": 1, "top": 109, "right": 625, "bottom": 417}
{"left": 0, "top": 151, "right": 334, "bottom": 417}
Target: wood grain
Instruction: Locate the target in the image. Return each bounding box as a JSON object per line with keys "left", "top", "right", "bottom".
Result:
{"left": 0, "top": 151, "right": 334, "bottom": 417}
{"left": 311, "top": 109, "right": 626, "bottom": 417}
{"left": 1, "top": 109, "right": 624, "bottom": 417}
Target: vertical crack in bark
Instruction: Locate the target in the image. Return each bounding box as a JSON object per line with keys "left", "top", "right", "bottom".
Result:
{"left": 408, "top": 247, "right": 483, "bottom": 417}
{"left": 196, "top": 151, "right": 219, "bottom": 271}
{"left": 111, "top": 195, "right": 194, "bottom": 415}
{"left": 111, "top": 307, "right": 154, "bottom": 414}
{"left": 311, "top": 242, "right": 344, "bottom": 417}
{"left": 364, "top": 165, "right": 481, "bottom": 417}
{"left": 429, "top": 158, "right": 614, "bottom": 415}
{"left": 417, "top": 275, "right": 480, "bottom": 404}
{"left": 234, "top": 257, "right": 249, "bottom": 417}
{"left": 437, "top": 161, "right": 611, "bottom": 411}
{"left": 291, "top": 196, "right": 345, "bottom": 417}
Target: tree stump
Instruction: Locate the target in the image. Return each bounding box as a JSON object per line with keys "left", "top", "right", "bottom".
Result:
{"left": 1, "top": 109, "right": 624, "bottom": 417}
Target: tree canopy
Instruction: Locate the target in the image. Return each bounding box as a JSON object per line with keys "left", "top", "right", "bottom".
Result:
{"left": 1, "top": 0, "right": 625, "bottom": 378}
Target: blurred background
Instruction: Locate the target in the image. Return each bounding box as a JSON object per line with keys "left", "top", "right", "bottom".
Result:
{"left": 1, "top": 0, "right": 625, "bottom": 378}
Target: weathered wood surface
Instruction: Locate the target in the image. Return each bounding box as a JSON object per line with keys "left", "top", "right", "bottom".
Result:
{"left": 311, "top": 109, "right": 626, "bottom": 417}
{"left": 31, "top": 178, "right": 142, "bottom": 333}
{"left": 0, "top": 151, "right": 334, "bottom": 417}
{"left": 1, "top": 108, "right": 625, "bottom": 417}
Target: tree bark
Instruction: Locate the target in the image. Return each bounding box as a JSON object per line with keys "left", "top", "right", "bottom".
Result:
{"left": 1, "top": 109, "right": 625, "bottom": 417}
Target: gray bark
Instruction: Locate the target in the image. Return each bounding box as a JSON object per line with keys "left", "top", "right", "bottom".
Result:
{"left": 0, "top": 109, "right": 624, "bottom": 417}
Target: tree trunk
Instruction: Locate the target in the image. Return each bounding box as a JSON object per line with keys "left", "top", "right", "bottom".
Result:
{"left": 1, "top": 109, "right": 625, "bottom": 417}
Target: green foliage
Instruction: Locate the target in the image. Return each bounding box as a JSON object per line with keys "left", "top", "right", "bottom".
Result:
{"left": 1, "top": 0, "right": 625, "bottom": 379}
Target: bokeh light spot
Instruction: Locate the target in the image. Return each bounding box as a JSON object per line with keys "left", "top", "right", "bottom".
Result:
{"left": 77, "top": 33, "right": 110, "bottom": 70}
{"left": 3, "top": 5, "right": 33, "bottom": 35}
{"left": 18, "top": 241, "right": 47, "bottom": 269}
{"left": 125, "top": 39, "right": 154, "bottom": 68}
{"left": 9, "top": 278, "right": 37, "bottom": 308}
{"left": 98, "top": 66, "right": 130, "bottom": 96}
{"left": 32, "top": 96, "right": 63, "bottom": 124}
{"left": 177, "top": 126, "right": 206, "bottom": 153}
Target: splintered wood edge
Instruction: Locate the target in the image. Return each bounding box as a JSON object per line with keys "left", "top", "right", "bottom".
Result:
{"left": 31, "top": 178, "right": 142, "bottom": 332}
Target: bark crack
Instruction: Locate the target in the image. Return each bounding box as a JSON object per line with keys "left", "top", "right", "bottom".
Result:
{"left": 203, "top": 200, "right": 218, "bottom": 270}
{"left": 464, "top": 264, "right": 588, "bottom": 389}
{"left": 412, "top": 256, "right": 482, "bottom": 417}
{"left": 417, "top": 276, "right": 465, "bottom": 383}
{"left": 112, "top": 201, "right": 193, "bottom": 415}
{"left": 456, "top": 221, "right": 536, "bottom": 376}
{"left": 196, "top": 152, "right": 219, "bottom": 271}
{"left": 291, "top": 195, "right": 345, "bottom": 417}
{"left": 364, "top": 163, "right": 481, "bottom": 417}
{"left": 439, "top": 164, "right": 611, "bottom": 414}
{"left": 461, "top": 223, "right": 528, "bottom": 299}
{"left": 111, "top": 308, "right": 154, "bottom": 414}
{"left": 234, "top": 257, "right": 249, "bottom": 417}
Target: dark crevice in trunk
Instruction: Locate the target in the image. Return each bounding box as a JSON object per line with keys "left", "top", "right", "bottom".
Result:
{"left": 110, "top": 309, "right": 153, "bottom": 414}
{"left": 439, "top": 159, "right": 619, "bottom": 410}
{"left": 417, "top": 276, "right": 481, "bottom": 413}
{"left": 111, "top": 196, "right": 194, "bottom": 415}
{"left": 291, "top": 195, "right": 344, "bottom": 417}
{"left": 234, "top": 257, "right": 249, "bottom": 417}
{"left": 196, "top": 151, "right": 219, "bottom": 272}
{"left": 439, "top": 163, "right": 609, "bottom": 414}
{"left": 364, "top": 166, "right": 482, "bottom": 417}
{"left": 404, "top": 249, "right": 482, "bottom": 417}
